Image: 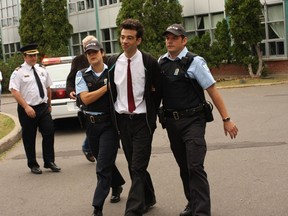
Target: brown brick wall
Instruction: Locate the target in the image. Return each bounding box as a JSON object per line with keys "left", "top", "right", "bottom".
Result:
{"left": 210, "top": 60, "right": 288, "bottom": 77}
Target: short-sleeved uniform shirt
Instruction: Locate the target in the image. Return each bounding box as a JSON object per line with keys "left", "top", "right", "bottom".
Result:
{"left": 9, "top": 62, "right": 52, "bottom": 106}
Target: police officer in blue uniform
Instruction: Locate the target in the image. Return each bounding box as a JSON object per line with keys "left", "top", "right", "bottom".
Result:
{"left": 75, "top": 38, "right": 125, "bottom": 216}
{"left": 159, "top": 24, "right": 238, "bottom": 216}
{"left": 9, "top": 43, "right": 61, "bottom": 174}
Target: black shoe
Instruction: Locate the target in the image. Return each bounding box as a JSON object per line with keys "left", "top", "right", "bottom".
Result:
{"left": 83, "top": 150, "right": 95, "bottom": 162}
{"left": 44, "top": 162, "right": 61, "bottom": 172}
{"left": 143, "top": 199, "right": 156, "bottom": 213}
{"left": 31, "top": 167, "right": 42, "bottom": 174}
{"left": 179, "top": 203, "right": 192, "bottom": 216}
{"left": 91, "top": 208, "right": 103, "bottom": 216}
{"left": 110, "top": 186, "right": 123, "bottom": 203}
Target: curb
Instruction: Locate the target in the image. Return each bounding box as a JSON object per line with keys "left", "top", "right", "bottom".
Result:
{"left": 0, "top": 112, "right": 22, "bottom": 154}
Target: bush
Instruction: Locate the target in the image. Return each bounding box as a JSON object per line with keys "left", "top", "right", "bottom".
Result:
{"left": 0, "top": 54, "right": 23, "bottom": 93}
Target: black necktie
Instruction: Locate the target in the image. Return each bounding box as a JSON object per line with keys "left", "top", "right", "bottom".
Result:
{"left": 32, "top": 66, "right": 44, "bottom": 98}
{"left": 127, "top": 59, "right": 135, "bottom": 113}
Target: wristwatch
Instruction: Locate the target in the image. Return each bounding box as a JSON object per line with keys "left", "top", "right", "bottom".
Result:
{"left": 223, "top": 117, "right": 230, "bottom": 122}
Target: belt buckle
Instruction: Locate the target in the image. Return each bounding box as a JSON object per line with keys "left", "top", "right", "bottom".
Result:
{"left": 173, "top": 111, "right": 179, "bottom": 120}
{"left": 90, "top": 115, "right": 95, "bottom": 123}
{"left": 128, "top": 114, "right": 134, "bottom": 120}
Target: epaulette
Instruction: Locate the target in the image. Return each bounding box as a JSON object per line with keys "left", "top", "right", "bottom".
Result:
{"left": 39, "top": 64, "right": 46, "bottom": 69}
{"left": 15, "top": 65, "right": 22, "bottom": 71}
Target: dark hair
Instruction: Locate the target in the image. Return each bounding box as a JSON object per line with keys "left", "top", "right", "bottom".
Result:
{"left": 120, "top": 18, "right": 144, "bottom": 39}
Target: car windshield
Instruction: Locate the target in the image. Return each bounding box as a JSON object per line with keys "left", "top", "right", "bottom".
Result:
{"left": 46, "top": 63, "right": 71, "bottom": 82}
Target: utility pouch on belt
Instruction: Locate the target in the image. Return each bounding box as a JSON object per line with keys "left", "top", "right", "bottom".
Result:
{"left": 203, "top": 101, "right": 214, "bottom": 122}
{"left": 77, "top": 111, "right": 86, "bottom": 129}
{"left": 157, "top": 106, "right": 167, "bottom": 129}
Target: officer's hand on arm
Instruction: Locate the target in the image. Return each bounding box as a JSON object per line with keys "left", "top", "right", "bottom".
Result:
{"left": 69, "top": 90, "right": 76, "bottom": 99}
{"left": 206, "top": 84, "right": 238, "bottom": 139}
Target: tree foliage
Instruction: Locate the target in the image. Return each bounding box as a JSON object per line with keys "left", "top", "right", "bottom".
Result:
{"left": 225, "top": 0, "right": 264, "bottom": 77}
{"left": 42, "top": 0, "right": 73, "bottom": 56}
{"left": 116, "top": 0, "right": 183, "bottom": 57}
{"left": 18, "top": 0, "right": 73, "bottom": 57}
{"left": 213, "top": 19, "right": 232, "bottom": 64}
{"left": 19, "top": 0, "right": 44, "bottom": 46}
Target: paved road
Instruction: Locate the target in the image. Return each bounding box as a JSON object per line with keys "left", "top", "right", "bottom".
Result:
{"left": 1, "top": 84, "right": 288, "bottom": 216}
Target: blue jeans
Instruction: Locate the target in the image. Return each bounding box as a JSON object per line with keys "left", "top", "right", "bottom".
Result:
{"left": 82, "top": 136, "right": 92, "bottom": 153}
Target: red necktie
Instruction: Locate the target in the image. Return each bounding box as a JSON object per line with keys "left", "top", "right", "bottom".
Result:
{"left": 127, "top": 59, "right": 135, "bottom": 113}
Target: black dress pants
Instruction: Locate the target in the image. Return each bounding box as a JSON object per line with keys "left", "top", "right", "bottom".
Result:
{"left": 165, "top": 113, "right": 211, "bottom": 216}
{"left": 17, "top": 103, "right": 55, "bottom": 168}
{"left": 117, "top": 114, "right": 156, "bottom": 216}
{"left": 86, "top": 120, "right": 125, "bottom": 210}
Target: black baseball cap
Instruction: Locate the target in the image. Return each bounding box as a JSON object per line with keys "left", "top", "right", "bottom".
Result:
{"left": 163, "top": 24, "right": 187, "bottom": 36}
{"left": 84, "top": 40, "right": 102, "bottom": 53}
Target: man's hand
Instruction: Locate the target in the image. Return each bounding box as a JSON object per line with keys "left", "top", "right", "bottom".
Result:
{"left": 224, "top": 121, "right": 238, "bottom": 139}
{"left": 24, "top": 106, "right": 36, "bottom": 118}
{"left": 69, "top": 91, "right": 76, "bottom": 99}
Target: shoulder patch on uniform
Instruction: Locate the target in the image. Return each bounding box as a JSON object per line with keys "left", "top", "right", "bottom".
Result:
{"left": 39, "top": 64, "right": 46, "bottom": 69}
{"left": 15, "top": 65, "right": 22, "bottom": 71}
{"left": 11, "top": 72, "right": 17, "bottom": 79}
{"left": 202, "top": 63, "right": 209, "bottom": 71}
{"left": 76, "top": 72, "right": 83, "bottom": 84}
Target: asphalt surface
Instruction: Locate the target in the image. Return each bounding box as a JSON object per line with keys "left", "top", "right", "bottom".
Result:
{"left": 0, "top": 83, "right": 288, "bottom": 216}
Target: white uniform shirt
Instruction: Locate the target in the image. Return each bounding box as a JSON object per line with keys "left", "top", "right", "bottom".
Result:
{"left": 114, "top": 50, "right": 147, "bottom": 114}
{"left": 9, "top": 62, "right": 52, "bottom": 106}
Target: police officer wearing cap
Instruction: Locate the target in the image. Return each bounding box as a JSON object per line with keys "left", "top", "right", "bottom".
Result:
{"left": 9, "top": 43, "right": 61, "bottom": 174}
{"left": 159, "top": 24, "right": 238, "bottom": 216}
{"left": 75, "top": 37, "right": 125, "bottom": 216}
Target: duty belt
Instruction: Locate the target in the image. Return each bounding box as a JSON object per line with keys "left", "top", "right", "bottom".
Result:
{"left": 164, "top": 105, "right": 204, "bottom": 120}
{"left": 86, "top": 114, "right": 110, "bottom": 123}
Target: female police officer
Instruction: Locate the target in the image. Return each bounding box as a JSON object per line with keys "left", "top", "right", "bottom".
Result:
{"left": 75, "top": 38, "right": 125, "bottom": 216}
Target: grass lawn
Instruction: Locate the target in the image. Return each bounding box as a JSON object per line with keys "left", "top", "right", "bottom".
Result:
{"left": 0, "top": 113, "right": 15, "bottom": 139}
{"left": 215, "top": 75, "right": 288, "bottom": 88}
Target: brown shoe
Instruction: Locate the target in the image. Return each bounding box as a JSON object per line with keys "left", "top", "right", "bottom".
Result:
{"left": 83, "top": 150, "right": 95, "bottom": 162}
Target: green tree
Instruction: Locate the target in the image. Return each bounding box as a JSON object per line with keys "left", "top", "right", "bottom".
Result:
{"left": 213, "top": 19, "right": 232, "bottom": 64}
{"left": 187, "top": 32, "right": 222, "bottom": 68}
{"left": 18, "top": 0, "right": 44, "bottom": 46}
{"left": 226, "top": 0, "right": 264, "bottom": 77}
{"left": 116, "top": 0, "right": 183, "bottom": 57}
{"left": 18, "top": 0, "right": 73, "bottom": 58}
{"left": 42, "top": 0, "right": 73, "bottom": 57}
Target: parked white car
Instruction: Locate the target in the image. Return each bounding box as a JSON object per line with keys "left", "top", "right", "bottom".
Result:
{"left": 43, "top": 57, "right": 79, "bottom": 120}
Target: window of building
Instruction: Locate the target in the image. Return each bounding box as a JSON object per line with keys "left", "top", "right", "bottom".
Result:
{"left": 10, "top": 43, "right": 15, "bottom": 53}
{"left": 77, "top": 1, "right": 85, "bottom": 11}
{"left": 101, "top": 28, "right": 119, "bottom": 55}
{"left": 68, "top": 3, "right": 76, "bottom": 13}
{"left": 99, "top": 0, "right": 107, "bottom": 7}
{"left": 1, "top": 19, "right": 7, "bottom": 27}
{"left": 86, "top": 0, "right": 94, "bottom": 9}
{"left": 89, "top": 30, "right": 97, "bottom": 37}
{"left": 109, "top": 0, "right": 118, "bottom": 4}
{"left": 4, "top": 44, "right": 9, "bottom": 54}
{"left": 184, "top": 12, "right": 224, "bottom": 40}
{"left": 71, "top": 31, "right": 98, "bottom": 56}
{"left": 72, "top": 34, "right": 80, "bottom": 45}
{"left": 102, "top": 28, "right": 111, "bottom": 54}
{"left": 262, "top": 3, "right": 285, "bottom": 57}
